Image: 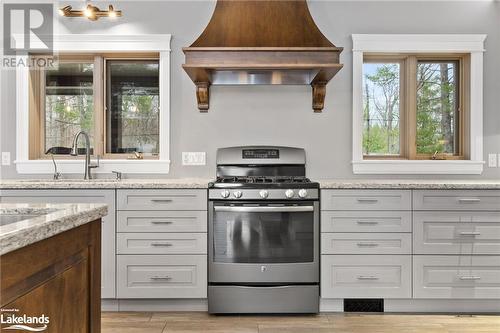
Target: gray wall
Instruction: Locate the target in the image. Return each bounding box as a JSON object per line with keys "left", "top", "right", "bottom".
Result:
{"left": 1, "top": 1, "right": 499, "bottom": 180}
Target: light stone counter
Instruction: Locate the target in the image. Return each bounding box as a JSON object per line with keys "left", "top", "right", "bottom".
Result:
{"left": 0, "top": 178, "right": 211, "bottom": 190}
{"left": 319, "top": 179, "right": 500, "bottom": 190}
{"left": 0, "top": 203, "right": 108, "bottom": 255}
{"left": 1, "top": 178, "right": 500, "bottom": 190}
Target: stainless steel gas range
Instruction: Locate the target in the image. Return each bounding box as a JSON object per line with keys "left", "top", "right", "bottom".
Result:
{"left": 208, "top": 146, "right": 319, "bottom": 314}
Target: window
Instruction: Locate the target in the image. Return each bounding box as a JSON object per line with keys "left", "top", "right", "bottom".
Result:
{"left": 362, "top": 54, "right": 468, "bottom": 160}
{"left": 29, "top": 54, "right": 160, "bottom": 160}
{"left": 106, "top": 60, "right": 159, "bottom": 155}
{"left": 352, "top": 34, "right": 485, "bottom": 175}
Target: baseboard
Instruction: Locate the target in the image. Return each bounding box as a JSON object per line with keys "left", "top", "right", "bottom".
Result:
{"left": 384, "top": 299, "right": 500, "bottom": 313}
{"left": 101, "top": 299, "right": 208, "bottom": 312}
{"left": 102, "top": 298, "right": 499, "bottom": 313}
{"left": 319, "top": 299, "right": 343, "bottom": 312}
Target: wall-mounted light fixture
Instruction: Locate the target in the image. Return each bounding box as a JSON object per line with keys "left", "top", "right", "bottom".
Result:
{"left": 59, "top": 4, "right": 122, "bottom": 21}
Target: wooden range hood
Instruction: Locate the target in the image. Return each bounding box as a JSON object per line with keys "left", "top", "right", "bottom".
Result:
{"left": 182, "top": 0, "right": 343, "bottom": 112}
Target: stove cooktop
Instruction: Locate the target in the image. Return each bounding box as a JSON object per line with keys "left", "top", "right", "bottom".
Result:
{"left": 209, "top": 176, "right": 319, "bottom": 189}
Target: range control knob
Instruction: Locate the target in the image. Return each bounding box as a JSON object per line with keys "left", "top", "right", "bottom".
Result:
{"left": 298, "top": 189, "right": 308, "bottom": 198}
{"left": 220, "top": 190, "right": 230, "bottom": 198}
{"left": 233, "top": 190, "right": 243, "bottom": 199}
{"left": 285, "top": 189, "right": 295, "bottom": 199}
{"left": 259, "top": 190, "right": 269, "bottom": 199}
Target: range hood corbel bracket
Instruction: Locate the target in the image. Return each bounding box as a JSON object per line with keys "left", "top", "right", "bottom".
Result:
{"left": 196, "top": 82, "right": 210, "bottom": 112}
{"left": 312, "top": 82, "right": 327, "bottom": 113}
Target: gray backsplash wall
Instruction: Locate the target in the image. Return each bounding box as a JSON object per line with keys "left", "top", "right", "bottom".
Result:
{"left": 1, "top": 1, "right": 499, "bottom": 180}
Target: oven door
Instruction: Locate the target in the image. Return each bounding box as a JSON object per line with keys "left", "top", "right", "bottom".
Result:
{"left": 208, "top": 201, "right": 319, "bottom": 283}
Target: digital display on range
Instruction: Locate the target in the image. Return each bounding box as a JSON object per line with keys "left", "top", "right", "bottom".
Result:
{"left": 242, "top": 149, "right": 280, "bottom": 159}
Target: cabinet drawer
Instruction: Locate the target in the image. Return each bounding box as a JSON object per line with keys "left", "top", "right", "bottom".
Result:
{"left": 117, "top": 189, "right": 207, "bottom": 211}
{"left": 413, "top": 255, "right": 500, "bottom": 299}
{"left": 321, "top": 255, "right": 411, "bottom": 298}
{"left": 321, "top": 190, "right": 411, "bottom": 211}
{"left": 117, "top": 233, "right": 207, "bottom": 254}
{"left": 414, "top": 212, "right": 500, "bottom": 254}
{"left": 321, "top": 211, "right": 411, "bottom": 233}
{"left": 117, "top": 211, "right": 207, "bottom": 233}
{"left": 413, "top": 190, "right": 500, "bottom": 211}
{"left": 321, "top": 233, "right": 411, "bottom": 255}
{"left": 116, "top": 255, "right": 207, "bottom": 298}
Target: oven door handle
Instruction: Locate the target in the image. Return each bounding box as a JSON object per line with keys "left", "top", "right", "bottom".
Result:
{"left": 214, "top": 206, "right": 314, "bottom": 213}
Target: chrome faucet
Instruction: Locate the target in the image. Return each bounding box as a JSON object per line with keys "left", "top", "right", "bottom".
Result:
{"left": 50, "top": 153, "right": 62, "bottom": 180}
{"left": 70, "top": 131, "right": 99, "bottom": 180}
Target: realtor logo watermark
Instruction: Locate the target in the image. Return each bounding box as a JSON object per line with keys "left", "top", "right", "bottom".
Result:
{"left": 2, "top": 3, "right": 55, "bottom": 68}
{"left": 1, "top": 308, "right": 49, "bottom": 332}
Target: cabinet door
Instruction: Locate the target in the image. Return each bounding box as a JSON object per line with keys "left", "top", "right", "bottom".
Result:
{"left": 413, "top": 190, "right": 500, "bottom": 211}
{"left": 321, "top": 255, "right": 411, "bottom": 299}
{"left": 4, "top": 257, "right": 90, "bottom": 333}
{"left": 321, "top": 233, "right": 411, "bottom": 255}
{"left": 414, "top": 255, "right": 500, "bottom": 299}
{"left": 414, "top": 212, "right": 500, "bottom": 255}
{"left": 117, "top": 233, "right": 207, "bottom": 254}
{"left": 321, "top": 190, "right": 411, "bottom": 211}
{"left": 117, "top": 189, "right": 207, "bottom": 211}
{"left": 117, "top": 210, "right": 207, "bottom": 233}
{"left": 117, "top": 255, "right": 207, "bottom": 298}
{"left": 0, "top": 189, "right": 116, "bottom": 298}
{"left": 321, "top": 211, "right": 411, "bottom": 233}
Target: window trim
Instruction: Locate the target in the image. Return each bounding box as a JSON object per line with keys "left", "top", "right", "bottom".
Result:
{"left": 352, "top": 34, "right": 486, "bottom": 175}
{"left": 15, "top": 34, "right": 171, "bottom": 174}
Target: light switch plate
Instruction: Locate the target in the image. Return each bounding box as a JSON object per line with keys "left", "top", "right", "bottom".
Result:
{"left": 1, "top": 152, "right": 11, "bottom": 166}
{"left": 182, "top": 152, "right": 206, "bottom": 166}
{"left": 488, "top": 153, "right": 497, "bottom": 168}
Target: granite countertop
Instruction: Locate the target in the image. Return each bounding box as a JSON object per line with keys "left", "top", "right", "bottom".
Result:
{"left": 0, "top": 178, "right": 211, "bottom": 189}
{"left": 0, "top": 203, "right": 108, "bottom": 255}
{"left": 319, "top": 179, "right": 500, "bottom": 190}
{"left": 1, "top": 178, "right": 500, "bottom": 190}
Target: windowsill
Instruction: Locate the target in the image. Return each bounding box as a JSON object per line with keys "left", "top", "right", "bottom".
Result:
{"left": 352, "top": 160, "right": 484, "bottom": 175}
{"left": 15, "top": 159, "right": 171, "bottom": 174}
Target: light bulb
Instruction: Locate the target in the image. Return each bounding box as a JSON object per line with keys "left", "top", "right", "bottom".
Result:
{"left": 84, "top": 5, "right": 93, "bottom": 18}
{"left": 108, "top": 5, "right": 116, "bottom": 17}
{"left": 58, "top": 5, "right": 71, "bottom": 16}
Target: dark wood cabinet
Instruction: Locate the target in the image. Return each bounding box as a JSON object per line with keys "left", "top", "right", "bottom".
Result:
{"left": 1, "top": 220, "right": 101, "bottom": 333}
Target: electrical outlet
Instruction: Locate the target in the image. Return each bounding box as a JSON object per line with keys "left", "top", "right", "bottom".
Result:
{"left": 182, "top": 152, "right": 206, "bottom": 166}
{"left": 1, "top": 152, "right": 11, "bottom": 166}
{"left": 488, "top": 153, "right": 497, "bottom": 168}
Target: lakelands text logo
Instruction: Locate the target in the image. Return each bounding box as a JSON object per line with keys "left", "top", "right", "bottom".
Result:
{"left": 1, "top": 309, "right": 49, "bottom": 332}
{"left": 2, "top": 3, "right": 54, "bottom": 69}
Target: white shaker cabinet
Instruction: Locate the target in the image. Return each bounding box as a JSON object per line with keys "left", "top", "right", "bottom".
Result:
{"left": 0, "top": 189, "right": 116, "bottom": 298}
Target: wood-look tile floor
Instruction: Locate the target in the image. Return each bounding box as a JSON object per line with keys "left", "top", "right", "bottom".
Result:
{"left": 101, "top": 312, "right": 500, "bottom": 333}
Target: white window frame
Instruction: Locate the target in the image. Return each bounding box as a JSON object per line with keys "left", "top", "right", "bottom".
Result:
{"left": 352, "top": 34, "right": 486, "bottom": 175}
{"left": 15, "top": 34, "right": 171, "bottom": 174}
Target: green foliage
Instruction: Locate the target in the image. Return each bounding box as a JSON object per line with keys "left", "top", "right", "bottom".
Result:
{"left": 363, "top": 62, "right": 457, "bottom": 157}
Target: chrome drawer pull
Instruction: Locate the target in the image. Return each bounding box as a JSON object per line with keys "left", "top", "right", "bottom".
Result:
{"left": 458, "top": 198, "right": 481, "bottom": 204}
{"left": 459, "top": 231, "right": 481, "bottom": 236}
{"left": 357, "top": 275, "right": 379, "bottom": 280}
{"left": 357, "top": 242, "right": 379, "bottom": 247}
{"left": 151, "top": 242, "right": 173, "bottom": 247}
{"left": 151, "top": 199, "right": 173, "bottom": 203}
{"left": 150, "top": 276, "right": 172, "bottom": 281}
{"left": 356, "top": 220, "right": 379, "bottom": 225}
{"left": 151, "top": 221, "right": 174, "bottom": 224}
{"left": 356, "top": 198, "right": 378, "bottom": 203}
{"left": 459, "top": 276, "right": 481, "bottom": 281}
